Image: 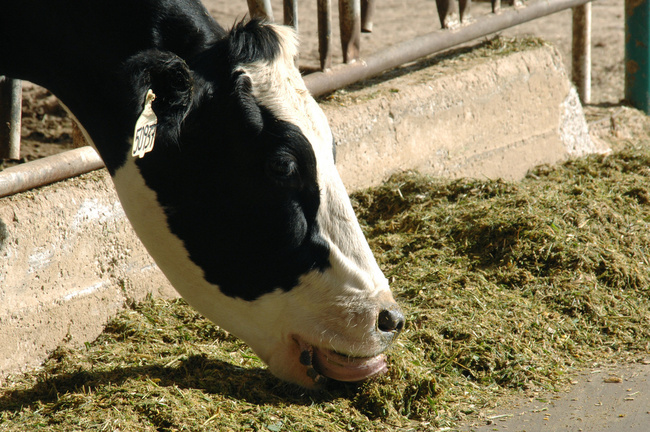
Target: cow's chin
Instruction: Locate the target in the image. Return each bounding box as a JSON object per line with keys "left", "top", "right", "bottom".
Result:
{"left": 266, "top": 335, "right": 389, "bottom": 388}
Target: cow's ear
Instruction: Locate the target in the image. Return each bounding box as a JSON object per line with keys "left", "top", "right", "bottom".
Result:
{"left": 123, "top": 50, "right": 194, "bottom": 136}
{"left": 230, "top": 69, "right": 264, "bottom": 136}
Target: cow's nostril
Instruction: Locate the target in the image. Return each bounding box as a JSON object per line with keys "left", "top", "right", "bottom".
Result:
{"left": 378, "top": 307, "right": 405, "bottom": 333}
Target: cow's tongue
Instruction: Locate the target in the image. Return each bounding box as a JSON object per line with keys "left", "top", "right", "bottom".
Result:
{"left": 296, "top": 337, "right": 388, "bottom": 383}
{"left": 312, "top": 348, "right": 387, "bottom": 382}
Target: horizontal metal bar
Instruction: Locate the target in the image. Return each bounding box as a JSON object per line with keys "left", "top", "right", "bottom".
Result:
{"left": 0, "top": 146, "right": 104, "bottom": 198}
{"left": 305, "top": 0, "right": 593, "bottom": 97}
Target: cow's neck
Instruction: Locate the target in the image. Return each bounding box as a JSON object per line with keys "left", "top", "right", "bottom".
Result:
{"left": 0, "top": 0, "right": 223, "bottom": 172}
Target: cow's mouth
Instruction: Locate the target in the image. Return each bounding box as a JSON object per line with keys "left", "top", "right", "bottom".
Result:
{"left": 295, "top": 336, "right": 388, "bottom": 384}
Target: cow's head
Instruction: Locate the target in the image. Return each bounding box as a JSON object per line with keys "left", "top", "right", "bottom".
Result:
{"left": 112, "top": 20, "right": 404, "bottom": 388}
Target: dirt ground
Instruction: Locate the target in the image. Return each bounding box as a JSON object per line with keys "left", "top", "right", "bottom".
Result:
{"left": 460, "top": 362, "right": 650, "bottom": 432}
{"left": 6, "top": 0, "right": 648, "bottom": 430}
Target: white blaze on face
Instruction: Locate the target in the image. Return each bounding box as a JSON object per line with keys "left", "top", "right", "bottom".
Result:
{"left": 240, "top": 25, "right": 388, "bottom": 284}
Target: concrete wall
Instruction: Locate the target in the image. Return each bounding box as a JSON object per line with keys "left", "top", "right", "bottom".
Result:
{"left": 323, "top": 44, "right": 603, "bottom": 191}
{"left": 0, "top": 172, "right": 177, "bottom": 380}
{"left": 0, "top": 44, "right": 605, "bottom": 382}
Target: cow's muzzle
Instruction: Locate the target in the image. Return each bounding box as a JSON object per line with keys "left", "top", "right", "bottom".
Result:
{"left": 295, "top": 302, "right": 405, "bottom": 385}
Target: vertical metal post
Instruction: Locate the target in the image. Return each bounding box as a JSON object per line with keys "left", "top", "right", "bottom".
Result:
{"left": 246, "top": 0, "right": 274, "bottom": 21}
{"left": 626, "top": 0, "right": 650, "bottom": 112}
{"left": 361, "top": 0, "right": 376, "bottom": 32}
{"left": 572, "top": 3, "right": 592, "bottom": 104}
{"left": 339, "top": 0, "right": 361, "bottom": 63}
{"left": 283, "top": 0, "right": 298, "bottom": 31}
{"left": 318, "top": 0, "right": 333, "bottom": 70}
{"left": 459, "top": 0, "right": 472, "bottom": 23}
{"left": 0, "top": 77, "right": 22, "bottom": 161}
{"left": 435, "top": 0, "right": 460, "bottom": 29}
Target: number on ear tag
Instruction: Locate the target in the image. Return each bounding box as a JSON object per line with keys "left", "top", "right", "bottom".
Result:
{"left": 132, "top": 89, "right": 158, "bottom": 158}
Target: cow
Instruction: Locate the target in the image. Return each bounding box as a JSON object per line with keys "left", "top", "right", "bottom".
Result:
{"left": 0, "top": 0, "right": 404, "bottom": 388}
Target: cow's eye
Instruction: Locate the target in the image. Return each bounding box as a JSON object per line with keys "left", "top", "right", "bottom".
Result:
{"left": 266, "top": 155, "right": 301, "bottom": 188}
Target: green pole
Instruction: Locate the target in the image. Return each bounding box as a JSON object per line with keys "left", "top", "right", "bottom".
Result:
{"left": 625, "top": 0, "right": 650, "bottom": 113}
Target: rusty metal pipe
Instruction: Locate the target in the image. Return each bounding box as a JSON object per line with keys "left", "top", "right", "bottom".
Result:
{"left": 0, "top": 146, "right": 104, "bottom": 198}
{"left": 305, "top": 0, "right": 593, "bottom": 97}
{"left": 0, "top": 77, "right": 22, "bottom": 160}
{"left": 0, "top": 0, "right": 594, "bottom": 197}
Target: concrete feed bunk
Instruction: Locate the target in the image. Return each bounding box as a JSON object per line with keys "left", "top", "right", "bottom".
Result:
{"left": 0, "top": 43, "right": 603, "bottom": 381}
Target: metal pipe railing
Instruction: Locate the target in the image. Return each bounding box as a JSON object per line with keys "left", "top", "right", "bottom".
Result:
{"left": 0, "top": 146, "right": 103, "bottom": 198}
{"left": 248, "top": 0, "right": 365, "bottom": 68}
{"left": 1, "top": 0, "right": 595, "bottom": 198}
{"left": 245, "top": 0, "right": 592, "bottom": 100}
{"left": 304, "top": 0, "right": 593, "bottom": 97}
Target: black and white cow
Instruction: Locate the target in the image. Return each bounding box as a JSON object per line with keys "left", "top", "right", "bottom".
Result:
{"left": 0, "top": 0, "right": 404, "bottom": 387}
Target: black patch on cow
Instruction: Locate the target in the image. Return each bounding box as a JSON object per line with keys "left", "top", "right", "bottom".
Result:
{"left": 137, "top": 105, "right": 331, "bottom": 300}
{"left": 227, "top": 18, "right": 284, "bottom": 66}
{"left": 1, "top": 1, "right": 331, "bottom": 301}
{"left": 122, "top": 49, "right": 195, "bottom": 147}
{"left": 132, "top": 20, "right": 331, "bottom": 300}
{"left": 0, "top": 0, "right": 225, "bottom": 175}
{"left": 148, "top": 0, "right": 224, "bottom": 59}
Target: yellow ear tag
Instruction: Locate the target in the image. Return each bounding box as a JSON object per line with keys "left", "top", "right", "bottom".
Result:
{"left": 132, "top": 89, "right": 158, "bottom": 158}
